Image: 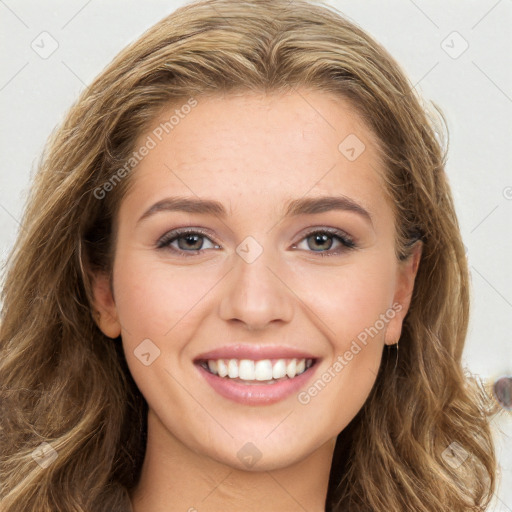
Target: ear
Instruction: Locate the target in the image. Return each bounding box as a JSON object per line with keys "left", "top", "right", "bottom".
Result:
{"left": 90, "top": 271, "right": 122, "bottom": 339}
{"left": 384, "top": 242, "right": 423, "bottom": 346}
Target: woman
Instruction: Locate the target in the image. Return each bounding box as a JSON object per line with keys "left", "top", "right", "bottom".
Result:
{"left": 0, "top": 0, "right": 497, "bottom": 510}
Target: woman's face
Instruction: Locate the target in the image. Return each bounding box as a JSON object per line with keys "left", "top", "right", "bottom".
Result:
{"left": 93, "top": 89, "right": 421, "bottom": 471}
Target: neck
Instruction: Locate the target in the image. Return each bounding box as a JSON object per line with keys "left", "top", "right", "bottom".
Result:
{"left": 129, "top": 408, "right": 336, "bottom": 512}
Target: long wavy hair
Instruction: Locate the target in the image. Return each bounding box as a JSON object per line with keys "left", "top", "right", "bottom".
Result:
{"left": 0, "top": 0, "right": 497, "bottom": 510}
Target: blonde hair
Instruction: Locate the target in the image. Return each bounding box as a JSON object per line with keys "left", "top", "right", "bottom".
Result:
{"left": 0, "top": 0, "right": 497, "bottom": 510}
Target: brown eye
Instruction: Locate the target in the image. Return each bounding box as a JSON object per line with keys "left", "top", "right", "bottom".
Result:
{"left": 157, "top": 229, "right": 219, "bottom": 254}
{"left": 294, "top": 229, "right": 356, "bottom": 256}
{"left": 177, "top": 233, "right": 205, "bottom": 251}
{"left": 306, "top": 233, "right": 335, "bottom": 251}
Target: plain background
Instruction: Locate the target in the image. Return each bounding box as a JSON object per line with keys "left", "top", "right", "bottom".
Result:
{"left": 0, "top": 0, "right": 510, "bottom": 509}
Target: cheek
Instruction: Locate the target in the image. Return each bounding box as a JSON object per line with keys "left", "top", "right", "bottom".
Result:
{"left": 297, "top": 334, "right": 383, "bottom": 441}
{"left": 296, "top": 264, "right": 392, "bottom": 432}
{"left": 289, "top": 257, "right": 396, "bottom": 346}
{"left": 112, "top": 250, "right": 223, "bottom": 337}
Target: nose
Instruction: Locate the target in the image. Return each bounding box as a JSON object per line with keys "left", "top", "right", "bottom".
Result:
{"left": 218, "top": 245, "right": 294, "bottom": 331}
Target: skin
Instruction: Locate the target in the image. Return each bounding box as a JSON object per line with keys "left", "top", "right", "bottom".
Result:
{"left": 92, "top": 88, "right": 422, "bottom": 512}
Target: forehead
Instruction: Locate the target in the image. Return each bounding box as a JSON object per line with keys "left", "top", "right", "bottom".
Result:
{"left": 122, "top": 89, "right": 390, "bottom": 224}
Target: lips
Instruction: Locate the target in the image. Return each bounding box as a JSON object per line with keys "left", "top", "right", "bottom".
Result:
{"left": 195, "top": 344, "right": 317, "bottom": 362}
{"left": 193, "top": 345, "right": 319, "bottom": 405}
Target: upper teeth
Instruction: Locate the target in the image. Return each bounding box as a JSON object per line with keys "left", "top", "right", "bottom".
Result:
{"left": 206, "top": 358, "right": 312, "bottom": 381}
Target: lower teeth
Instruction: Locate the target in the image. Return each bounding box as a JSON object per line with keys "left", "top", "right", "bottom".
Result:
{"left": 229, "top": 376, "right": 290, "bottom": 385}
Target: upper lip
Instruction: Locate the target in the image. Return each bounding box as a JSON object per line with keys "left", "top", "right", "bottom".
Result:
{"left": 194, "top": 344, "right": 318, "bottom": 362}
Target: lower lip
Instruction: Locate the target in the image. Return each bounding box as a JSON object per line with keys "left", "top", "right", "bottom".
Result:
{"left": 196, "top": 363, "right": 318, "bottom": 405}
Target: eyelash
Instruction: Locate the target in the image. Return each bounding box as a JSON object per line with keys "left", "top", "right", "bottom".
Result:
{"left": 156, "top": 227, "right": 357, "bottom": 257}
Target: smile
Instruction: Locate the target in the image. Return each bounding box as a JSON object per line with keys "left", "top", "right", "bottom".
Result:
{"left": 200, "top": 358, "right": 315, "bottom": 383}
{"left": 194, "top": 347, "right": 319, "bottom": 404}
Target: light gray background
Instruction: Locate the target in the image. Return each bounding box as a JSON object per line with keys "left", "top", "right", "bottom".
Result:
{"left": 1, "top": 0, "right": 510, "bottom": 509}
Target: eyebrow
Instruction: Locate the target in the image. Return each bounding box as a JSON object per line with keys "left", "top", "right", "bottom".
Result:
{"left": 137, "top": 195, "right": 373, "bottom": 226}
